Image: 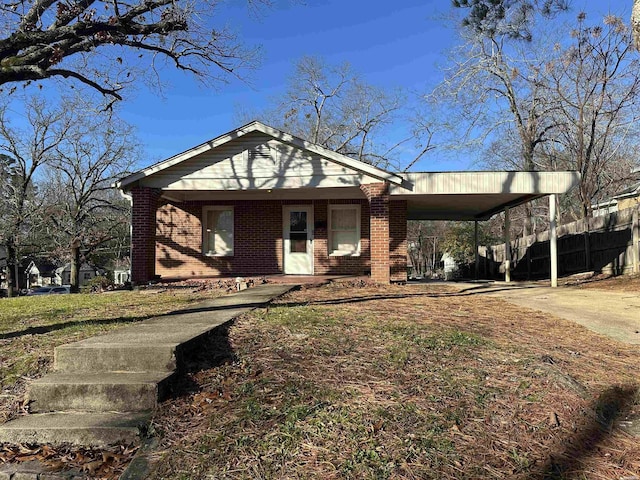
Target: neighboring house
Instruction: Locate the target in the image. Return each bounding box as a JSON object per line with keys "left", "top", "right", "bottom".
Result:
{"left": 592, "top": 178, "right": 640, "bottom": 217}
{"left": 117, "top": 121, "right": 579, "bottom": 285}
{"left": 54, "top": 263, "right": 103, "bottom": 287}
{"left": 441, "top": 253, "right": 459, "bottom": 281}
{"left": 24, "top": 260, "right": 58, "bottom": 288}
{"left": 113, "top": 268, "right": 131, "bottom": 285}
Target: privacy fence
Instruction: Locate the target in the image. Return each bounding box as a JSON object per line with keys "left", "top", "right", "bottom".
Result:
{"left": 478, "top": 205, "right": 640, "bottom": 280}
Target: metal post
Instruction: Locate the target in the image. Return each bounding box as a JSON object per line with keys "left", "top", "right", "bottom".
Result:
{"left": 633, "top": 207, "right": 640, "bottom": 274}
{"left": 474, "top": 221, "right": 480, "bottom": 280}
{"left": 550, "top": 194, "right": 558, "bottom": 288}
{"left": 504, "top": 208, "right": 511, "bottom": 283}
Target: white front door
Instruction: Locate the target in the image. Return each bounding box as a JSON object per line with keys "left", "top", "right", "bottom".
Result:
{"left": 283, "top": 205, "right": 314, "bottom": 275}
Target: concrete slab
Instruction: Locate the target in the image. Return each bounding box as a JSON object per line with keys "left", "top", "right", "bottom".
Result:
{"left": 29, "top": 372, "right": 174, "bottom": 413}
{"left": 0, "top": 413, "right": 149, "bottom": 447}
{"left": 477, "top": 284, "right": 640, "bottom": 345}
{"left": 54, "top": 344, "right": 179, "bottom": 373}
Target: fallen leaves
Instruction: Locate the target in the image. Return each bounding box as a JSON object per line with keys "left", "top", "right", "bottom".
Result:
{"left": 0, "top": 443, "right": 138, "bottom": 478}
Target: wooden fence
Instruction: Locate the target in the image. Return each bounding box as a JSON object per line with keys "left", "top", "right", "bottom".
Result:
{"left": 478, "top": 205, "right": 640, "bottom": 280}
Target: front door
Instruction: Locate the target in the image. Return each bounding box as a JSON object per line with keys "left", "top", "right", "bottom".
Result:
{"left": 283, "top": 205, "right": 314, "bottom": 275}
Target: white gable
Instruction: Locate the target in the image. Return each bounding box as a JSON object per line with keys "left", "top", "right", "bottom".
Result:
{"left": 137, "top": 131, "right": 384, "bottom": 191}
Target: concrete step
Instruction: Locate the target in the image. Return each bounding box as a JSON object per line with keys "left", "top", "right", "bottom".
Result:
{"left": 29, "top": 372, "right": 174, "bottom": 413}
{"left": 54, "top": 343, "right": 180, "bottom": 373}
{"left": 0, "top": 412, "right": 150, "bottom": 447}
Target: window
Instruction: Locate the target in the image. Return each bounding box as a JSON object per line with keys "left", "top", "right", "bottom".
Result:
{"left": 329, "top": 204, "right": 360, "bottom": 256}
{"left": 203, "top": 206, "right": 234, "bottom": 256}
{"left": 83, "top": 272, "right": 92, "bottom": 280}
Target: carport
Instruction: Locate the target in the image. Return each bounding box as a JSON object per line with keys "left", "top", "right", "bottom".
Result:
{"left": 391, "top": 171, "right": 580, "bottom": 287}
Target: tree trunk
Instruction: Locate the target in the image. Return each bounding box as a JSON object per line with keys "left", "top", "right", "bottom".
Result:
{"left": 70, "top": 241, "right": 81, "bottom": 293}
{"left": 6, "top": 241, "right": 17, "bottom": 297}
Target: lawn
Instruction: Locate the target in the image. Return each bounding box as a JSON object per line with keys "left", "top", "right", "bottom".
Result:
{"left": 147, "top": 282, "right": 640, "bottom": 480}
{"left": 0, "top": 280, "right": 638, "bottom": 479}
{"left": 0, "top": 288, "right": 223, "bottom": 424}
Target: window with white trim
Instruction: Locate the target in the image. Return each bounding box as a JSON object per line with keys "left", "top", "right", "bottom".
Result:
{"left": 203, "top": 206, "right": 234, "bottom": 256}
{"left": 328, "top": 204, "right": 361, "bottom": 256}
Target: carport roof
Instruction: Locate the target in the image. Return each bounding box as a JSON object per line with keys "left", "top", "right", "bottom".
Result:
{"left": 393, "top": 171, "right": 580, "bottom": 221}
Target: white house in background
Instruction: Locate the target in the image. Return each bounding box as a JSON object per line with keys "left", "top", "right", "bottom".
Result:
{"left": 24, "top": 260, "right": 58, "bottom": 288}
{"left": 54, "top": 263, "right": 103, "bottom": 287}
{"left": 441, "top": 252, "right": 460, "bottom": 281}
{"left": 113, "top": 268, "right": 131, "bottom": 285}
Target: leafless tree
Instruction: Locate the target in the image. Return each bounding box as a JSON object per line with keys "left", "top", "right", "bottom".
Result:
{"left": 432, "top": 11, "right": 561, "bottom": 235}
{"left": 0, "top": 96, "right": 74, "bottom": 296}
{"left": 255, "top": 56, "right": 434, "bottom": 170}
{"left": 45, "top": 97, "right": 137, "bottom": 290}
{"left": 541, "top": 14, "right": 640, "bottom": 218}
{"left": 0, "top": 0, "right": 267, "bottom": 102}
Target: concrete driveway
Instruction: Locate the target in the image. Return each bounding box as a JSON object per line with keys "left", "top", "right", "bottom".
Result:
{"left": 456, "top": 282, "right": 640, "bottom": 345}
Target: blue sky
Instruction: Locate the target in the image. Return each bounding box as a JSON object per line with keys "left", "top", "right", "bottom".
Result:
{"left": 111, "top": 0, "right": 631, "bottom": 171}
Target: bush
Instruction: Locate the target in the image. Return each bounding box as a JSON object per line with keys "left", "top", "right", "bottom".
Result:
{"left": 81, "top": 275, "right": 113, "bottom": 293}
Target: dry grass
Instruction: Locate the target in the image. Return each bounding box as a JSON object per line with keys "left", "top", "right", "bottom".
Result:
{"left": 148, "top": 282, "right": 640, "bottom": 480}
{"left": 573, "top": 273, "right": 640, "bottom": 292}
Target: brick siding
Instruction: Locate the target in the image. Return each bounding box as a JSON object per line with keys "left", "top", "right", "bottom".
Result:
{"left": 131, "top": 187, "right": 162, "bottom": 284}
{"left": 132, "top": 188, "right": 405, "bottom": 283}
{"left": 390, "top": 200, "right": 408, "bottom": 282}
{"left": 360, "top": 183, "right": 391, "bottom": 283}
{"left": 156, "top": 200, "right": 283, "bottom": 278}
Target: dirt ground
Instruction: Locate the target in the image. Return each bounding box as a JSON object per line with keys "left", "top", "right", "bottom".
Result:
{"left": 445, "top": 279, "right": 640, "bottom": 345}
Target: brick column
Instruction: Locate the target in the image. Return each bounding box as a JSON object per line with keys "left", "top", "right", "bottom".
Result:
{"left": 361, "top": 183, "right": 390, "bottom": 283}
{"left": 390, "top": 200, "right": 408, "bottom": 282}
{"left": 131, "top": 187, "right": 162, "bottom": 285}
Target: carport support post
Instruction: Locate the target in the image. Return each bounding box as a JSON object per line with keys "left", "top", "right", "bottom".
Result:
{"left": 504, "top": 208, "right": 511, "bottom": 282}
{"left": 632, "top": 207, "right": 639, "bottom": 274}
{"left": 550, "top": 194, "right": 558, "bottom": 288}
{"left": 474, "top": 221, "right": 479, "bottom": 280}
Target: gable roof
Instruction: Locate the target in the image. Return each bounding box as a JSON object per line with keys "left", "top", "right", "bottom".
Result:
{"left": 117, "top": 121, "right": 405, "bottom": 191}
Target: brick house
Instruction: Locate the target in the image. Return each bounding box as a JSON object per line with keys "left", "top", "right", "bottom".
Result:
{"left": 118, "top": 121, "right": 579, "bottom": 285}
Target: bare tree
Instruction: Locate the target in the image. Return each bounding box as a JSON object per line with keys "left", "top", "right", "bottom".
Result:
{"left": 433, "top": 9, "right": 562, "bottom": 235}
{"left": 46, "top": 97, "right": 137, "bottom": 290}
{"left": 257, "top": 56, "right": 433, "bottom": 170}
{"left": 0, "top": 96, "right": 74, "bottom": 296}
{"left": 0, "top": 0, "right": 266, "bottom": 102}
{"left": 542, "top": 14, "right": 640, "bottom": 218}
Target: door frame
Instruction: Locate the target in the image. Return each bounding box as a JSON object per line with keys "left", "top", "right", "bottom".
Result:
{"left": 283, "top": 205, "right": 314, "bottom": 275}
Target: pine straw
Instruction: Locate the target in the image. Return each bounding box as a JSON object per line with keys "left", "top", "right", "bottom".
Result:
{"left": 148, "top": 283, "right": 640, "bottom": 480}
{"left": 571, "top": 273, "right": 640, "bottom": 292}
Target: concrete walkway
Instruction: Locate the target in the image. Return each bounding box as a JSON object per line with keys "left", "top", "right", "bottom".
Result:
{"left": 0, "top": 283, "right": 294, "bottom": 447}
{"left": 454, "top": 282, "right": 640, "bottom": 345}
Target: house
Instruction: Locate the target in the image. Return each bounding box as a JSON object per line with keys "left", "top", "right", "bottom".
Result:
{"left": 113, "top": 268, "right": 131, "bottom": 285}
{"left": 592, "top": 170, "right": 640, "bottom": 217}
{"left": 117, "top": 121, "right": 580, "bottom": 285}
{"left": 54, "top": 263, "right": 102, "bottom": 287}
{"left": 592, "top": 182, "right": 640, "bottom": 217}
{"left": 24, "top": 260, "right": 58, "bottom": 288}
